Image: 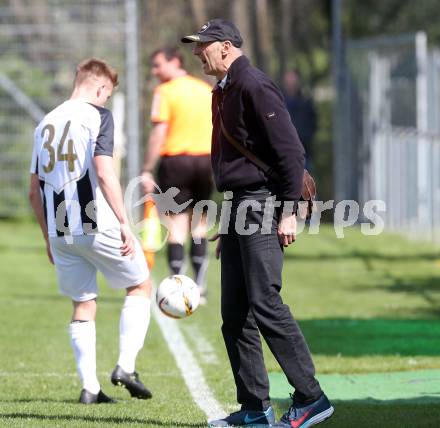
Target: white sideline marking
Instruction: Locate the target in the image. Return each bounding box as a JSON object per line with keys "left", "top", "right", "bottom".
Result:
{"left": 183, "top": 325, "right": 219, "bottom": 365}
{"left": 151, "top": 298, "right": 225, "bottom": 420}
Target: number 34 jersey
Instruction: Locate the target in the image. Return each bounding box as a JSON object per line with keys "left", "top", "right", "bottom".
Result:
{"left": 30, "top": 99, "right": 119, "bottom": 237}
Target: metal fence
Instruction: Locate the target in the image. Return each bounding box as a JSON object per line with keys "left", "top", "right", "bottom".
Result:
{"left": 0, "top": 0, "right": 139, "bottom": 218}
{"left": 338, "top": 32, "right": 440, "bottom": 244}
{"left": 366, "top": 127, "right": 440, "bottom": 243}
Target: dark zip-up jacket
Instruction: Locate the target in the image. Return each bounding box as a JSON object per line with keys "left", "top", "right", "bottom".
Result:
{"left": 211, "top": 55, "right": 305, "bottom": 202}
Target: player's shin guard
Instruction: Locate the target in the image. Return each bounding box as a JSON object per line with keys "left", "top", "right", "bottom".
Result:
{"left": 69, "top": 320, "right": 100, "bottom": 394}
{"left": 117, "top": 296, "right": 151, "bottom": 373}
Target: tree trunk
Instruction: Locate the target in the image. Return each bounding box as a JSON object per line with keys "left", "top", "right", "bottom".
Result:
{"left": 190, "top": 0, "right": 207, "bottom": 27}
{"left": 254, "top": 0, "right": 271, "bottom": 73}
{"left": 231, "top": 0, "right": 255, "bottom": 61}
{"left": 278, "top": 0, "right": 293, "bottom": 84}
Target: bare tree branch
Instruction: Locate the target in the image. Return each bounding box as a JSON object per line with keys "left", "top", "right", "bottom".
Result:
{"left": 376, "top": 0, "right": 411, "bottom": 31}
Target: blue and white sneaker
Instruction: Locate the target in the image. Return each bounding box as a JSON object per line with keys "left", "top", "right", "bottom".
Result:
{"left": 208, "top": 406, "right": 275, "bottom": 427}
{"left": 272, "top": 394, "right": 334, "bottom": 428}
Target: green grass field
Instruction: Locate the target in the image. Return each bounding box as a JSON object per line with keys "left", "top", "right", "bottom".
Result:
{"left": 1, "top": 220, "right": 440, "bottom": 427}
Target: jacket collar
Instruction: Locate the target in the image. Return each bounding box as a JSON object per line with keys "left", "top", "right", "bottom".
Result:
{"left": 213, "top": 55, "right": 250, "bottom": 93}
{"left": 226, "top": 55, "right": 250, "bottom": 85}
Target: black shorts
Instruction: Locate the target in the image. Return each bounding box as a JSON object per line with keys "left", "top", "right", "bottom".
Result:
{"left": 158, "top": 154, "right": 214, "bottom": 208}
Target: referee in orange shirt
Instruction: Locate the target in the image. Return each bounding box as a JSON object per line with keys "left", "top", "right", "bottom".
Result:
{"left": 142, "top": 47, "right": 213, "bottom": 302}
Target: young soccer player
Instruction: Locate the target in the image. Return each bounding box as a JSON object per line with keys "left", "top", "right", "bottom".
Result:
{"left": 29, "top": 58, "right": 152, "bottom": 404}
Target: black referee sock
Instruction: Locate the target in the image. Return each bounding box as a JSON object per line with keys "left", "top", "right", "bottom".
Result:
{"left": 190, "top": 238, "right": 208, "bottom": 291}
{"left": 167, "top": 243, "right": 185, "bottom": 275}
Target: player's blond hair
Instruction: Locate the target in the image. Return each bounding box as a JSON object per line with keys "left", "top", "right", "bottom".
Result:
{"left": 75, "top": 58, "right": 119, "bottom": 87}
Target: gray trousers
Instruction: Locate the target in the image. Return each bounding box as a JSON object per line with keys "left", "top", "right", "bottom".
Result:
{"left": 220, "top": 187, "right": 322, "bottom": 410}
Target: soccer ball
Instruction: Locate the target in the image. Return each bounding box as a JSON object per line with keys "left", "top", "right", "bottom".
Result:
{"left": 156, "top": 275, "right": 200, "bottom": 319}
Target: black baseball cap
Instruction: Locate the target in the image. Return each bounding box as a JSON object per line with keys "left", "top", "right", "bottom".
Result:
{"left": 181, "top": 19, "right": 243, "bottom": 48}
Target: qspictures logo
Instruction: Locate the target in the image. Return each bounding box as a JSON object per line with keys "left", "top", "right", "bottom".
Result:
{"left": 54, "top": 175, "right": 386, "bottom": 247}
{"left": 123, "top": 175, "right": 387, "bottom": 251}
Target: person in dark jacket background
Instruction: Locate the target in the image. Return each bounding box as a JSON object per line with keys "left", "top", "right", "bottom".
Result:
{"left": 283, "top": 70, "right": 317, "bottom": 172}
{"left": 182, "top": 19, "right": 333, "bottom": 428}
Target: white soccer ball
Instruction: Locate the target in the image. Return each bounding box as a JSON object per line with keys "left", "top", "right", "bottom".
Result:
{"left": 156, "top": 275, "right": 200, "bottom": 319}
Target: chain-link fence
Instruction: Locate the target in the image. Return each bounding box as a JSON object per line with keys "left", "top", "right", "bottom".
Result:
{"left": 337, "top": 32, "right": 440, "bottom": 244}
{"left": 0, "top": 0, "right": 138, "bottom": 218}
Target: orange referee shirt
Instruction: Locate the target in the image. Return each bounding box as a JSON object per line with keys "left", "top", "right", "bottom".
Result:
{"left": 150, "top": 75, "right": 212, "bottom": 156}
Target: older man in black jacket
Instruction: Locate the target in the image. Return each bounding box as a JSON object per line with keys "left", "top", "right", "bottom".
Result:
{"left": 182, "top": 19, "right": 333, "bottom": 428}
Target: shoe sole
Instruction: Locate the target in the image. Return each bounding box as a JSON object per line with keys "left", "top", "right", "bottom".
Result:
{"left": 80, "top": 397, "right": 116, "bottom": 404}
{"left": 111, "top": 378, "right": 152, "bottom": 399}
{"left": 301, "top": 406, "right": 334, "bottom": 428}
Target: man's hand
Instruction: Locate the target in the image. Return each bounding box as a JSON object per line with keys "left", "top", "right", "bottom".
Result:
{"left": 142, "top": 171, "right": 157, "bottom": 195}
{"left": 277, "top": 212, "right": 297, "bottom": 247}
{"left": 209, "top": 233, "right": 222, "bottom": 259}
{"left": 120, "top": 223, "right": 136, "bottom": 258}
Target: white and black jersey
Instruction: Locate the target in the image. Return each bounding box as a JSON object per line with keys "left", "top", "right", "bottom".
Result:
{"left": 30, "top": 99, "right": 120, "bottom": 237}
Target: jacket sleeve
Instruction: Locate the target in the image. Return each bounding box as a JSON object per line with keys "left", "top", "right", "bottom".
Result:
{"left": 246, "top": 79, "right": 305, "bottom": 203}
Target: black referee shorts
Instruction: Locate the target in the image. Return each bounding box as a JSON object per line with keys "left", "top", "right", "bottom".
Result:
{"left": 157, "top": 154, "right": 214, "bottom": 208}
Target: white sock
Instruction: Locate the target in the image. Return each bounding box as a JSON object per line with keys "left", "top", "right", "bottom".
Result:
{"left": 117, "top": 296, "right": 151, "bottom": 373}
{"left": 69, "top": 321, "right": 100, "bottom": 394}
